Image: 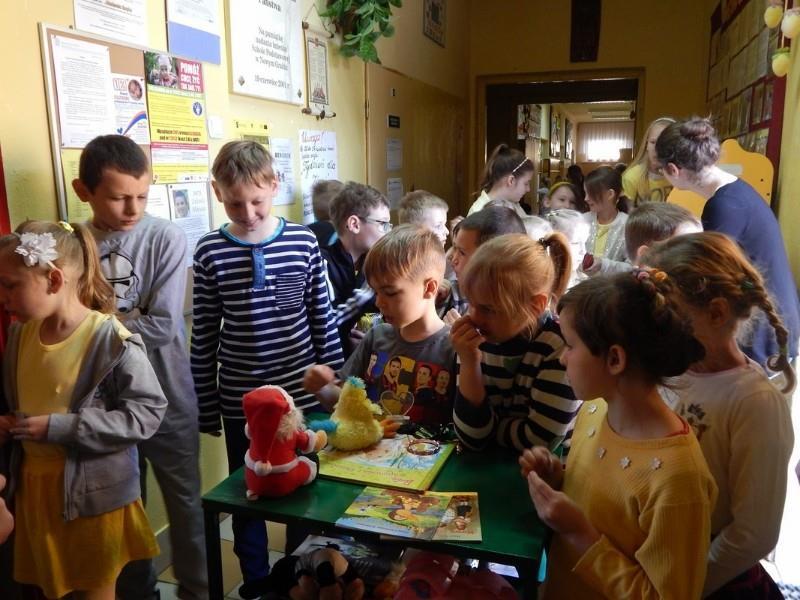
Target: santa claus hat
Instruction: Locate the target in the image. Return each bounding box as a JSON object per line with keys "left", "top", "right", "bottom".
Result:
{"left": 243, "top": 385, "right": 293, "bottom": 461}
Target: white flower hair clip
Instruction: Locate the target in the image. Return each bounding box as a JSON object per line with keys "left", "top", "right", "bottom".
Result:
{"left": 15, "top": 232, "right": 59, "bottom": 268}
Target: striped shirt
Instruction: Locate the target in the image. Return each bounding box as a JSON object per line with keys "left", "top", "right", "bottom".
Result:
{"left": 191, "top": 220, "right": 343, "bottom": 431}
{"left": 453, "top": 314, "right": 580, "bottom": 452}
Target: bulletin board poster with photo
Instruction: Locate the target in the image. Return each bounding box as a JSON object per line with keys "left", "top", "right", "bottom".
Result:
{"left": 705, "top": 0, "right": 785, "bottom": 173}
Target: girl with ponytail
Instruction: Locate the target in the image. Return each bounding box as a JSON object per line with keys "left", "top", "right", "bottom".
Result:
{"left": 0, "top": 220, "right": 166, "bottom": 599}
{"left": 468, "top": 143, "right": 534, "bottom": 218}
{"left": 645, "top": 231, "right": 794, "bottom": 598}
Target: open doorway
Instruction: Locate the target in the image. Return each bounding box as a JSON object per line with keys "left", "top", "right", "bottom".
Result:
{"left": 476, "top": 69, "right": 643, "bottom": 214}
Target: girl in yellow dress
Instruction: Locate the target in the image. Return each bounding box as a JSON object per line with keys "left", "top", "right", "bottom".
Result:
{"left": 0, "top": 221, "right": 167, "bottom": 600}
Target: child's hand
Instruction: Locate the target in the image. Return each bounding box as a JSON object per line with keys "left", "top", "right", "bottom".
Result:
{"left": 443, "top": 308, "right": 461, "bottom": 326}
{"left": 528, "top": 472, "right": 600, "bottom": 554}
{"left": 0, "top": 414, "right": 16, "bottom": 445}
{"left": 304, "top": 365, "right": 338, "bottom": 393}
{"left": 11, "top": 415, "right": 50, "bottom": 442}
{"left": 519, "top": 446, "right": 564, "bottom": 489}
{"left": 450, "top": 315, "right": 485, "bottom": 362}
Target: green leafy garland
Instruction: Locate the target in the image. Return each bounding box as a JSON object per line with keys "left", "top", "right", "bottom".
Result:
{"left": 321, "top": 0, "right": 402, "bottom": 63}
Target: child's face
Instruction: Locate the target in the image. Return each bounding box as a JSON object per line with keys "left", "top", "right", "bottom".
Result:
{"left": 0, "top": 252, "right": 54, "bottom": 322}
{"left": 508, "top": 171, "right": 533, "bottom": 201}
{"left": 584, "top": 185, "right": 615, "bottom": 214}
{"left": 558, "top": 307, "right": 610, "bottom": 400}
{"left": 213, "top": 179, "right": 277, "bottom": 239}
{"left": 354, "top": 205, "right": 391, "bottom": 253}
{"left": 466, "top": 281, "right": 537, "bottom": 343}
{"left": 646, "top": 123, "right": 670, "bottom": 171}
{"left": 417, "top": 208, "right": 448, "bottom": 247}
{"left": 371, "top": 272, "right": 433, "bottom": 330}
{"left": 450, "top": 228, "right": 480, "bottom": 279}
{"left": 546, "top": 187, "right": 577, "bottom": 210}
{"left": 73, "top": 168, "right": 149, "bottom": 232}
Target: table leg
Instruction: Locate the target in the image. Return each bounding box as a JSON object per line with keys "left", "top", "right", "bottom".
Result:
{"left": 204, "top": 509, "right": 224, "bottom": 600}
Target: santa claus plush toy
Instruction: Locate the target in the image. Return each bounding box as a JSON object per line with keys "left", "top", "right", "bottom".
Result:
{"left": 243, "top": 385, "right": 327, "bottom": 500}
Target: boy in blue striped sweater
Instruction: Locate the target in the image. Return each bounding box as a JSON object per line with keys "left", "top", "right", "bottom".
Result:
{"left": 191, "top": 141, "right": 343, "bottom": 596}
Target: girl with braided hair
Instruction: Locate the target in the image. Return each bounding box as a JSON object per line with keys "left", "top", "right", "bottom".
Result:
{"left": 644, "top": 231, "right": 794, "bottom": 599}
{"left": 520, "top": 268, "right": 716, "bottom": 599}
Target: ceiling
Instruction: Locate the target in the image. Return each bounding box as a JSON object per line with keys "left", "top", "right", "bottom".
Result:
{"left": 558, "top": 100, "right": 636, "bottom": 123}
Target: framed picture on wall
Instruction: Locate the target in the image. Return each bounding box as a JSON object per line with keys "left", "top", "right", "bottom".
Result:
{"left": 550, "top": 111, "right": 561, "bottom": 157}
{"left": 565, "top": 119, "right": 574, "bottom": 162}
{"left": 423, "top": 0, "right": 446, "bottom": 47}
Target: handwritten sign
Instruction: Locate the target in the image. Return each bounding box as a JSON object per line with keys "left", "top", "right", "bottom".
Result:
{"left": 299, "top": 130, "right": 338, "bottom": 224}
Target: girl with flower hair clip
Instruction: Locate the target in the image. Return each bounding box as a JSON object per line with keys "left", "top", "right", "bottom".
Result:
{"left": 520, "top": 267, "right": 716, "bottom": 599}
{"left": 0, "top": 220, "right": 166, "bottom": 599}
{"left": 644, "top": 231, "right": 794, "bottom": 599}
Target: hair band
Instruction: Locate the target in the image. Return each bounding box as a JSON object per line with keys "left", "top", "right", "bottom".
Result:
{"left": 548, "top": 181, "right": 574, "bottom": 196}
{"left": 14, "top": 232, "right": 59, "bottom": 269}
{"left": 58, "top": 221, "right": 74, "bottom": 233}
{"left": 406, "top": 439, "right": 440, "bottom": 456}
{"left": 538, "top": 237, "right": 551, "bottom": 256}
{"left": 741, "top": 278, "right": 755, "bottom": 290}
{"left": 511, "top": 157, "right": 531, "bottom": 175}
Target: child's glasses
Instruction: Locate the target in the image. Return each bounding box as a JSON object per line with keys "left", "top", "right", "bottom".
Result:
{"left": 360, "top": 216, "right": 393, "bottom": 233}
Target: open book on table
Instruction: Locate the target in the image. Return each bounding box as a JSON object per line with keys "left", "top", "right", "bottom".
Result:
{"left": 335, "top": 486, "right": 481, "bottom": 542}
{"left": 318, "top": 434, "right": 454, "bottom": 492}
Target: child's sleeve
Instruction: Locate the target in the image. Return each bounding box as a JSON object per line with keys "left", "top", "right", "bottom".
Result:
{"left": 122, "top": 225, "right": 188, "bottom": 349}
{"left": 305, "top": 240, "right": 344, "bottom": 370}
{"left": 190, "top": 243, "right": 224, "bottom": 433}
{"left": 47, "top": 338, "right": 167, "bottom": 451}
{"left": 703, "top": 387, "right": 794, "bottom": 595}
{"left": 573, "top": 497, "right": 713, "bottom": 599}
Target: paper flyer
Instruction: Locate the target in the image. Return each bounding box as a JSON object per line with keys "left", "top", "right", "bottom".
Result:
{"left": 112, "top": 74, "right": 149, "bottom": 144}
{"left": 167, "top": 182, "right": 211, "bottom": 266}
{"left": 271, "top": 137, "right": 294, "bottom": 206}
{"left": 299, "top": 130, "right": 338, "bottom": 224}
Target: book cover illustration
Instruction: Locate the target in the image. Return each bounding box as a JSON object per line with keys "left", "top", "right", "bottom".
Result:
{"left": 318, "top": 434, "right": 454, "bottom": 492}
{"left": 335, "top": 487, "right": 481, "bottom": 542}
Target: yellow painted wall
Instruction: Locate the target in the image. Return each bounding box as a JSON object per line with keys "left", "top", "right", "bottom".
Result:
{"left": 777, "top": 44, "right": 800, "bottom": 281}
{"left": 467, "top": 0, "right": 710, "bottom": 190}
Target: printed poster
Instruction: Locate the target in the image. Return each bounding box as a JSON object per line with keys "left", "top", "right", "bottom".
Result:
{"left": 61, "top": 148, "right": 93, "bottom": 221}
{"left": 386, "top": 137, "right": 403, "bottom": 171}
{"left": 306, "top": 30, "right": 330, "bottom": 111}
{"left": 271, "top": 137, "right": 294, "bottom": 206}
{"left": 387, "top": 177, "right": 403, "bottom": 209}
{"left": 74, "top": 0, "right": 148, "bottom": 46}
{"left": 299, "top": 130, "right": 337, "bottom": 225}
{"left": 52, "top": 35, "right": 115, "bottom": 148}
{"left": 112, "top": 74, "right": 149, "bottom": 144}
{"left": 229, "top": 0, "right": 304, "bottom": 104}
{"left": 146, "top": 184, "right": 173, "bottom": 220}
{"left": 166, "top": 0, "right": 221, "bottom": 64}
{"left": 145, "top": 51, "right": 209, "bottom": 184}
{"left": 167, "top": 182, "right": 211, "bottom": 266}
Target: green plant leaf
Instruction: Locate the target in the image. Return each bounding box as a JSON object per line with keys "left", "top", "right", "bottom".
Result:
{"left": 381, "top": 23, "right": 395, "bottom": 37}
{"left": 389, "top": 0, "right": 402, "bottom": 7}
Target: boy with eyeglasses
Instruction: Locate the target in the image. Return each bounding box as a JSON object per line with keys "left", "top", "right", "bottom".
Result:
{"left": 324, "top": 181, "right": 391, "bottom": 355}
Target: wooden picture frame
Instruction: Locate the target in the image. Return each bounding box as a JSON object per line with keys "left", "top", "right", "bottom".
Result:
{"left": 423, "top": 0, "right": 446, "bottom": 47}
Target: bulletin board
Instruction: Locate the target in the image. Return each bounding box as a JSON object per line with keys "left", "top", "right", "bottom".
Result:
{"left": 706, "top": 0, "right": 786, "bottom": 184}
{"left": 39, "top": 23, "right": 213, "bottom": 265}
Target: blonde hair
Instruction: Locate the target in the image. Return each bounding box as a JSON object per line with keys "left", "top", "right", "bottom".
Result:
{"left": 644, "top": 232, "right": 795, "bottom": 392}
{"left": 627, "top": 117, "right": 676, "bottom": 192}
{"left": 363, "top": 225, "right": 445, "bottom": 285}
{"left": 398, "top": 190, "right": 448, "bottom": 225}
{"left": 0, "top": 221, "right": 115, "bottom": 313}
{"left": 212, "top": 141, "right": 275, "bottom": 188}
{"left": 461, "top": 233, "right": 572, "bottom": 334}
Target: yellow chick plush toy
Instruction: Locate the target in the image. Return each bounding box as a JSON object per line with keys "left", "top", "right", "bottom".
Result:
{"left": 329, "top": 377, "right": 384, "bottom": 450}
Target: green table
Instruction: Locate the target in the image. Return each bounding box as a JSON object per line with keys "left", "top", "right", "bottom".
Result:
{"left": 202, "top": 447, "right": 549, "bottom": 599}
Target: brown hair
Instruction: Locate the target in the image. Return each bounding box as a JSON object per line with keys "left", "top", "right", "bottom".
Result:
{"left": 478, "top": 144, "right": 534, "bottom": 193}
{"left": 557, "top": 270, "right": 705, "bottom": 385}
{"left": 584, "top": 166, "right": 627, "bottom": 213}
{"left": 212, "top": 141, "right": 275, "bottom": 188}
{"left": 458, "top": 205, "right": 526, "bottom": 244}
{"left": 461, "top": 233, "right": 572, "bottom": 334}
{"left": 311, "top": 179, "right": 344, "bottom": 221}
{"left": 79, "top": 135, "right": 150, "bottom": 192}
{"left": 624, "top": 202, "right": 701, "bottom": 259}
{"left": 655, "top": 117, "right": 720, "bottom": 173}
{"left": 643, "top": 232, "right": 795, "bottom": 392}
{"left": 0, "top": 221, "right": 115, "bottom": 313}
{"left": 398, "top": 190, "right": 448, "bottom": 225}
{"left": 329, "top": 181, "right": 389, "bottom": 235}
{"left": 363, "top": 224, "right": 445, "bottom": 285}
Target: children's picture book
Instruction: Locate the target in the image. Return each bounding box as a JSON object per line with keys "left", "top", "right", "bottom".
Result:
{"left": 318, "top": 434, "right": 454, "bottom": 492}
{"left": 335, "top": 487, "right": 481, "bottom": 542}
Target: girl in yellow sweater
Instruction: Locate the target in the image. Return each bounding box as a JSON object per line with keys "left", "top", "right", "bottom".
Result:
{"left": 521, "top": 269, "right": 717, "bottom": 599}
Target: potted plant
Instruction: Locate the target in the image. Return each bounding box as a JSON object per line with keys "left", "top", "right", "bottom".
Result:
{"left": 321, "top": 0, "right": 402, "bottom": 63}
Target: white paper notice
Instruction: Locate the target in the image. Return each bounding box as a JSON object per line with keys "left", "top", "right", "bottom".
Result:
{"left": 112, "top": 74, "right": 149, "bottom": 144}
{"left": 229, "top": 0, "right": 304, "bottom": 104}
{"left": 387, "top": 178, "right": 404, "bottom": 209}
{"left": 167, "top": 182, "right": 211, "bottom": 266}
{"left": 271, "top": 138, "right": 295, "bottom": 206}
{"left": 387, "top": 137, "right": 403, "bottom": 171}
{"left": 74, "top": 0, "right": 148, "bottom": 47}
{"left": 52, "top": 35, "right": 115, "bottom": 148}
{"left": 299, "top": 130, "right": 338, "bottom": 225}
{"left": 166, "top": 0, "right": 219, "bottom": 35}
{"left": 147, "top": 185, "right": 173, "bottom": 220}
